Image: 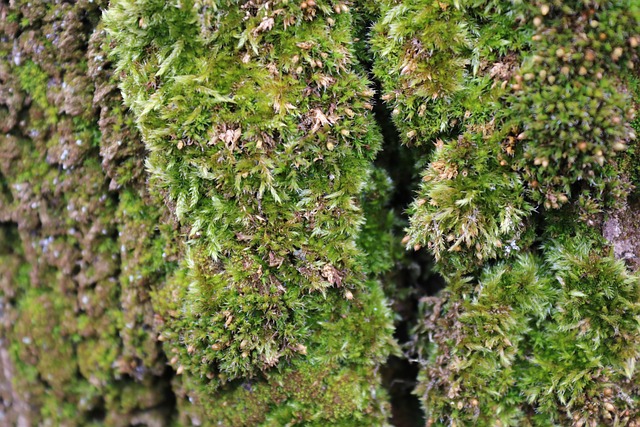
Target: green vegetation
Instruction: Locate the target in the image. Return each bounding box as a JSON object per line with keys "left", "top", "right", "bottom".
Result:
{"left": 373, "top": 0, "right": 640, "bottom": 424}
{"left": 104, "top": 0, "right": 395, "bottom": 424}
{"left": 0, "top": 0, "right": 639, "bottom": 425}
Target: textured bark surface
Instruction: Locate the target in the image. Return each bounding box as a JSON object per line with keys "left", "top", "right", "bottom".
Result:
{"left": 0, "top": 1, "right": 179, "bottom": 424}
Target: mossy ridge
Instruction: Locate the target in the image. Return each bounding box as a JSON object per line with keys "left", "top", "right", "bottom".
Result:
{"left": 0, "top": 1, "right": 178, "bottom": 424}
{"left": 151, "top": 170, "right": 396, "bottom": 425}
{"left": 371, "top": 0, "right": 529, "bottom": 148}
{"left": 372, "top": 0, "right": 640, "bottom": 424}
{"left": 105, "top": 0, "right": 395, "bottom": 424}
{"left": 371, "top": 0, "right": 535, "bottom": 275}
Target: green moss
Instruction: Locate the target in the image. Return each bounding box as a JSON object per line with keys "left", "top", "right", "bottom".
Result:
{"left": 413, "top": 234, "right": 640, "bottom": 426}
{"left": 15, "top": 61, "right": 48, "bottom": 107}
{"left": 371, "top": 0, "right": 537, "bottom": 275}
{"left": 357, "top": 167, "right": 396, "bottom": 276}
{"left": 2, "top": 0, "right": 638, "bottom": 424}
{"left": 371, "top": 0, "right": 530, "bottom": 147}
{"left": 372, "top": 0, "right": 640, "bottom": 424}
{"left": 407, "top": 129, "right": 533, "bottom": 275}
{"left": 506, "top": 2, "right": 639, "bottom": 209}
{"left": 622, "top": 70, "right": 640, "bottom": 192}
{"left": 163, "top": 281, "right": 394, "bottom": 426}
{"left": 523, "top": 235, "right": 640, "bottom": 423}
{"left": 105, "top": 0, "right": 395, "bottom": 422}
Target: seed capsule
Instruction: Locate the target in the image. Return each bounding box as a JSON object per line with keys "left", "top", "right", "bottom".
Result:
{"left": 611, "top": 47, "right": 624, "bottom": 61}
{"left": 612, "top": 142, "right": 627, "bottom": 151}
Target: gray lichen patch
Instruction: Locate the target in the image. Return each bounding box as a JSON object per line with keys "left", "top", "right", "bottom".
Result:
{"left": 603, "top": 198, "right": 640, "bottom": 272}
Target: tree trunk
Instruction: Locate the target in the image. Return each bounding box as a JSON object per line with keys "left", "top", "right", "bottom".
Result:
{"left": 1, "top": 1, "right": 639, "bottom": 426}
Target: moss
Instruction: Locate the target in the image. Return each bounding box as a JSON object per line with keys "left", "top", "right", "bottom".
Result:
{"left": 105, "top": 0, "right": 395, "bottom": 423}
{"left": 357, "top": 167, "right": 397, "bottom": 277}
{"left": 165, "top": 283, "right": 394, "bottom": 426}
{"left": 622, "top": 70, "right": 640, "bottom": 193}
{"left": 523, "top": 235, "right": 640, "bottom": 424}
{"left": 412, "top": 235, "right": 640, "bottom": 426}
{"left": 0, "top": 1, "right": 178, "bottom": 424}
{"left": 2, "top": 0, "right": 639, "bottom": 424}
{"left": 417, "top": 255, "right": 543, "bottom": 426}
{"left": 407, "top": 129, "right": 533, "bottom": 275}
{"left": 371, "top": 0, "right": 529, "bottom": 147}
{"left": 372, "top": 0, "right": 640, "bottom": 424}
{"left": 15, "top": 60, "right": 55, "bottom": 119}
{"left": 506, "top": 2, "right": 639, "bottom": 209}
{"left": 371, "top": 0, "right": 536, "bottom": 275}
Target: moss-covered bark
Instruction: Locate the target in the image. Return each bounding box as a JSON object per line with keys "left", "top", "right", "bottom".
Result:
{"left": 103, "top": 1, "right": 396, "bottom": 424}
{"left": 372, "top": 0, "right": 640, "bottom": 425}
{"left": 0, "top": 1, "right": 178, "bottom": 424}
{"left": 2, "top": 0, "right": 640, "bottom": 426}
{"left": 2, "top": 0, "right": 397, "bottom": 425}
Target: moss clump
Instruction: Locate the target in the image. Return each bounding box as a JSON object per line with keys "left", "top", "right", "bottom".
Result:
{"left": 371, "top": 0, "right": 529, "bottom": 147}
{"left": 105, "top": 0, "right": 395, "bottom": 424}
{"left": 413, "top": 254, "right": 549, "bottom": 426}
{"left": 407, "top": 129, "right": 533, "bottom": 275}
{"left": 372, "top": 0, "right": 640, "bottom": 424}
{"left": 507, "top": 1, "right": 639, "bottom": 209}
{"left": 523, "top": 236, "right": 640, "bottom": 422}
{"left": 372, "top": 0, "right": 535, "bottom": 275}
{"left": 413, "top": 234, "right": 640, "bottom": 426}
